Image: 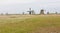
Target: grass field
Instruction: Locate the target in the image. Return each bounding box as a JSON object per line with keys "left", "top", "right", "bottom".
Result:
{"left": 0, "top": 15, "right": 60, "bottom": 33}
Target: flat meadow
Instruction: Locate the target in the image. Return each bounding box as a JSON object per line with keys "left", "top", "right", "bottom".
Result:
{"left": 0, "top": 15, "right": 60, "bottom": 33}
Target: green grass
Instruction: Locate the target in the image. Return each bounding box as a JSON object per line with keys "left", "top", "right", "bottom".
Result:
{"left": 0, "top": 15, "right": 60, "bottom": 33}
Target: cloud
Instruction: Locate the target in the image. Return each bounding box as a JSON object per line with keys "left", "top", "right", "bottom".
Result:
{"left": 0, "top": 0, "right": 36, "bottom": 5}
{"left": 0, "top": 0, "right": 60, "bottom": 14}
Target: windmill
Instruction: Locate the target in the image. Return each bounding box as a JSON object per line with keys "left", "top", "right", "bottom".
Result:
{"left": 31, "top": 10, "right": 35, "bottom": 15}
{"left": 47, "top": 12, "right": 49, "bottom": 14}
{"left": 40, "top": 9, "right": 44, "bottom": 14}
{"left": 27, "top": 8, "right": 32, "bottom": 15}
{"left": 55, "top": 12, "right": 58, "bottom": 14}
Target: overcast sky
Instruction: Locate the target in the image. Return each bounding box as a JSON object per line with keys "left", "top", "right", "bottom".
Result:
{"left": 0, "top": 0, "right": 60, "bottom": 14}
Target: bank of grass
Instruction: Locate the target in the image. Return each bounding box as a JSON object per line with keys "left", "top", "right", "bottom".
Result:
{"left": 0, "top": 15, "right": 60, "bottom": 33}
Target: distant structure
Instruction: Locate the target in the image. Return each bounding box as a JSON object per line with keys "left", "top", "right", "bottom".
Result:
{"left": 1, "top": 13, "right": 3, "bottom": 15}
{"left": 6, "top": 13, "right": 8, "bottom": 15}
{"left": 55, "top": 12, "right": 58, "bottom": 14}
{"left": 27, "top": 8, "right": 32, "bottom": 15}
{"left": 48, "top": 12, "right": 58, "bottom": 15}
{"left": 22, "top": 12, "right": 25, "bottom": 15}
{"left": 47, "top": 12, "right": 49, "bottom": 14}
{"left": 27, "top": 8, "right": 35, "bottom": 15}
{"left": 31, "top": 10, "right": 35, "bottom": 15}
{"left": 40, "top": 9, "right": 44, "bottom": 14}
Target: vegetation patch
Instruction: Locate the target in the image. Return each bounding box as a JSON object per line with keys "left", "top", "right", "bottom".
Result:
{"left": 0, "top": 15, "right": 60, "bottom": 33}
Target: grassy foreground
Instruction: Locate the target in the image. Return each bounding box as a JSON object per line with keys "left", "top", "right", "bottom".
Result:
{"left": 0, "top": 15, "right": 60, "bottom": 33}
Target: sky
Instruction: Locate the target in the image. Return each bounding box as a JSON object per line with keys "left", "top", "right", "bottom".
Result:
{"left": 0, "top": 0, "right": 60, "bottom": 14}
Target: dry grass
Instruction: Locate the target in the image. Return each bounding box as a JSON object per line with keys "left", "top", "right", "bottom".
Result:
{"left": 0, "top": 15, "right": 60, "bottom": 33}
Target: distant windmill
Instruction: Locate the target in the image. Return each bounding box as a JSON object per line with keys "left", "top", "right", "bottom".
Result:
{"left": 6, "top": 13, "right": 8, "bottom": 15}
{"left": 1, "top": 13, "right": 3, "bottom": 15}
{"left": 22, "top": 12, "right": 24, "bottom": 15}
{"left": 27, "top": 8, "right": 35, "bottom": 15}
{"left": 55, "top": 12, "right": 58, "bottom": 14}
{"left": 31, "top": 10, "right": 35, "bottom": 15}
{"left": 27, "top": 8, "right": 32, "bottom": 15}
{"left": 47, "top": 12, "right": 49, "bottom": 14}
{"left": 40, "top": 9, "right": 44, "bottom": 14}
